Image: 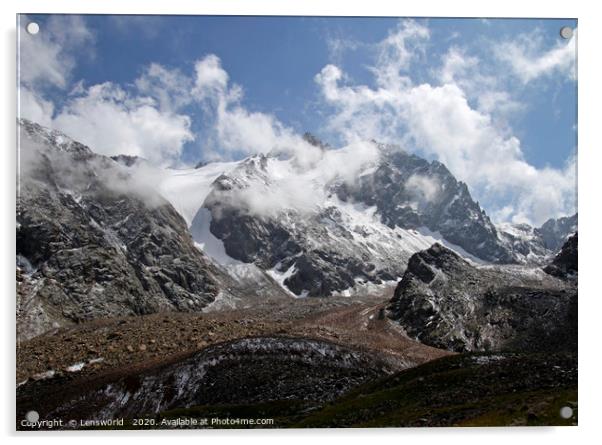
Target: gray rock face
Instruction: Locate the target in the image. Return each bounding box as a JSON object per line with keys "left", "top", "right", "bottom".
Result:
{"left": 544, "top": 232, "right": 578, "bottom": 280}
{"left": 335, "top": 148, "right": 514, "bottom": 263}
{"left": 16, "top": 119, "right": 219, "bottom": 339}
{"left": 202, "top": 145, "right": 521, "bottom": 297}
{"left": 538, "top": 214, "right": 578, "bottom": 251}
{"left": 388, "top": 243, "right": 577, "bottom": 353}
{"left": 497, "top": 214, "right": 577, "bottom": 264}
{"left": 203, "top": 155, "right": 433, "bottom": 297}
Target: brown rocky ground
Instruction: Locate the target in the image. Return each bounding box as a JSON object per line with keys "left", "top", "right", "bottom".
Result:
{"left": 17, "top": 294, "right": 451, "bottom": 386}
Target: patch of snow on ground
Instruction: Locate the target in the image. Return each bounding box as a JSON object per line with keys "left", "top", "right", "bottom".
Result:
{"left": 66, "top": 362, "right": 86, "bottom": 372}
{"left": 472, "top": 355, "right": 506, "bottom": 365}
{"left": 267, "top": 263, "right": 302, "bottom": 298}
{"left": 202, "top": 290, "right": 242, "bottom": 312}
{"left": 32, "top": 370, "right": 56, "bottom": 380}
{"left": 65, "top": 357, "right": 105, "bottom": 373}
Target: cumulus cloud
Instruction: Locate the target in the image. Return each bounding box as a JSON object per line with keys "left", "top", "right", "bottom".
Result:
{"left": 134, "top": 63, "right": 194, "bottom": 112}
{"left": 19, "top": 17, "right": 194, "bottom": 167}
{"left": 315, "top": 20, "right": 576, "bottom": 225}
{"left": 52, "top": 83, "right": 194, "bottom": 166}
{"left": 19, "top": 15, "right": 94, "bottom": 89}
{"left": 18, "top": 16, "right": 577, "bottom": 226}
{"left": 437, "top": 46, "right": 524, "bottom": 121}
{"left": 494, "top": 28, "right": 577, "bottom": 83}
{"left": 19, "top": 88, "right": 54, "bottom": 127}
{"left": 190, "top": 55, "right": 324, "bottom": 166}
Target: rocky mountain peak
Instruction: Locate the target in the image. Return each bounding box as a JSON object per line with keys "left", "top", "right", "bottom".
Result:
{"left": 17, "top": 120, "right": 221, "bottom": 340}
{"left": 19, "top": 118, "right": 92, "bottom": 158}
{"left": 538, "top": 214, "right": 578, "bottom": 251}
{"left": 302, "top": 132, "right": 330, "bottom": 150}
{"left": 110, "top": 154, "right": 146, "bottom": 167}
{"left": 544, "top": 232, "right": 578, "bottom": 280}
{"left": 389, "top": 242, "right": 577, "bottom": 352}
{"left": 334, "top": 148, "right": 512, "bottom": 263}
{"left": 403, "top": 243, "right": 466, "bottom": 284}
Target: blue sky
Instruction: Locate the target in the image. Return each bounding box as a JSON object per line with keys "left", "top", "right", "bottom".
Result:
{"left": 18, "top": 15, "right": 577, "bottom": 225}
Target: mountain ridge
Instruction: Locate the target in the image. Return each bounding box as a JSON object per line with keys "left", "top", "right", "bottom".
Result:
{"left": 17, "top": 119, "right": 577, "bottom": 311}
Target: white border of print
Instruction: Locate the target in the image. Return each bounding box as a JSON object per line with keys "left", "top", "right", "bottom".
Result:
{"left": 1, "top": 1, "right": 600, "bottom": 444}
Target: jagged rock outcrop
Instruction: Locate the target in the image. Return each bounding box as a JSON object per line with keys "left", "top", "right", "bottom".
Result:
{"left": 201, "top": 144, "right": 522, "bottom": 297}
{"left": 388, "top": 243, "right": 577, "bottom": 352}
{"left": 16, "top": 119, "right": 220, "bottom": 340}
{"left": 335, "top": 148, "right": 514, "bottom": 263}
{"left": 544, "top": 232, "right": 578, "bottom": 280}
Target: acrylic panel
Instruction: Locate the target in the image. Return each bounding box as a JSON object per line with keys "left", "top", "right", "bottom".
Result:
{"left": 16, "top": 14, "right": 577, "bottom": 430}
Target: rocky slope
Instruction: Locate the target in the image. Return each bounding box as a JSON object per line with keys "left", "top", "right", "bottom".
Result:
{"left": 538, "top": 214, "right": 578, "bottom": 251}
{"left": 180, "top": 137, "right": 575, "bottom": 297}
{"left": 16, "top": 119, "right": 220, "bottom": 340}
{"left": 199, "top": 143, "right": 522, "bottom": 297}
{"left": 388, "top": 240, "right": 577, "bottom": 352}
{"left": 17, "top": 337, "right": 393, "bottom": 424}
{"left": 334, "top": 146, "right": 513, "bottom": 263}
{"left": 497, "top": 214, "right": 577, "bottom": 263}
{"left": 544, "top": 232, "right": 578, "bottom": 280}
{"left": 202, "top": 154, "right": 439, "bottom": 297}
{"left": 17, "top": 120, "right": 578, "bottom": 323}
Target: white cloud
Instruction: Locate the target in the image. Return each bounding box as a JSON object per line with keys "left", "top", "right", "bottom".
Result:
{"left": 191, "top": 55, "right": 323, "bottom": 166}
{"left": 52, "top": 83, "right": 194, "bottom": 166}
{"left": 19, "top": 88, "right": 54, "bottom": 127}
{"left": 315, "top": 20, "right": 576, "bottom": 226}
{"left": 19, "top": 17, "right": 194, "bottom": 167}
{"left": 495, "top": 29, "right": 577, "bottom": 83}
{"left": 372, "top": 20, "right": 430, "bottom": 89}
{"left": 134, "top": 63, "right": 194, "bottom": 112}
{"left": 406, "top": 174, "right": 441, "bottom": 204}
{"left": 215, "top": 141, "right": 380, "bottom": 219}
{"left": 437, "top": 46, "right": 523, "bottom": 121}
{"left": 194, "top": 54, "right": 230, "bottom": 95}
{"left": 19, "top": 15, "right": 94, "bottom": 89}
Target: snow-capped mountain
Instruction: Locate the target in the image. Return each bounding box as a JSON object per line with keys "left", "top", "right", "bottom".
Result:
{"left": 154, "top": 134, "right": 576, "bottom": 297}
{"left": 18, "top": 119, "right": 577, "bottom": 317}
{"left": 497, "top": 214, "right": 578, "bottom": 263}
{"left": 16, "top": 120, "right": 291, "bottom": 339}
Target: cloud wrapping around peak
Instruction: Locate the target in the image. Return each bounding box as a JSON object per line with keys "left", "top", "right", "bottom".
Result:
{"left": 18, "top": 17, "right": 577, "bottom": 226}
{"left": 212, "top": 140, "right": 381, "bottom": 219}
{"left": 406, "top": 173, "right": 441, "bottom": 205}
{"left": 19, "top": 17, "right": 195, "bottom": 167}
{"left": 52, "top": 82, "right": 194, "bottom": 166}
{"left": 314, "top": 20, "right": 576, "bottom": 226}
